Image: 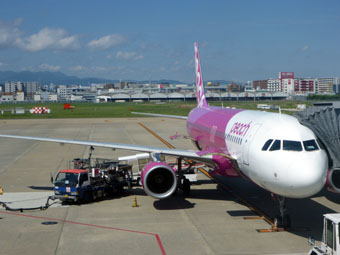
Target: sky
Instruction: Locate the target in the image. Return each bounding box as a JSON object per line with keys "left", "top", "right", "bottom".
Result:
{"left": 0, "top": 0, "right": 339, "bottom": 83}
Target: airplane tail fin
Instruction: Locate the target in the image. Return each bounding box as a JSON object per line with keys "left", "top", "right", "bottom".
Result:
{"left": 194, "top": 42, "right": 208, "bottom": 107}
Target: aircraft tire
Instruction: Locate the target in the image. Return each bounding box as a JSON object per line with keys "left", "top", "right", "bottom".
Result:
{"left": 183, "top": 178, "right": 191, "bottom": 197}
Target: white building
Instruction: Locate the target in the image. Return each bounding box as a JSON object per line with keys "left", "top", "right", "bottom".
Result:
{"left": 281, "top": 78, "right": 295, "bottom": 95}
{"left": 317, "top": 78, "right": 340, "bottom": 94}
{"left": 5, "top": 81, "right": 24, "bottom": 94}
{"left": 1, "top": 95, "right": 14, "bottom": 101}
{"left": 49, "top": 94, "right": 58, "bottom": 101}
{"left": 267, "top": 79, "right": 281, "bottom": 92}
{"left": 15, "top": 92, "right": 24, "bottom": 102}
{"left": 57, "top": 86, "right": 72, "bottom": 100}
{"left": 33, "top": 94, "right": 41, "bottom": 101}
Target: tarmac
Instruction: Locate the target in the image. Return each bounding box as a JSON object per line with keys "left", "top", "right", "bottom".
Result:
{"left": 0, "top": 117, "right": 339, "bottom": 255}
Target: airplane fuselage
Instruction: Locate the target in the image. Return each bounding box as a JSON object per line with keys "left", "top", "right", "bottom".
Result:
{"left": 187, "top": 106, "right": 328, "bottom": 198}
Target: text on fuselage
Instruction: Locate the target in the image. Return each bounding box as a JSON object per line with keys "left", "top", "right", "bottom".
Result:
{"left": 228, "top": 121, "right": 252, "bottom": 137}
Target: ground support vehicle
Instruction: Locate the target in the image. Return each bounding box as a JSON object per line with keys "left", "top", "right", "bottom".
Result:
{"left": 53, "top": 158, "right": 133, "bottom": 203}
{"left": 309, "top": 213, "right": 340, "bottom": 255}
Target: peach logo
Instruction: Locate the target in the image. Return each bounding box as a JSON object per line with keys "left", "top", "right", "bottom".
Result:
{"left": 228, "top": 121, "right": 252, "bottom": 137}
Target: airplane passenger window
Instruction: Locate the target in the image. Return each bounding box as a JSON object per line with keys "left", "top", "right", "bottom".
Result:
{"left": 303, "top": 140, "right": 319, "bottom": 151}
{"left": 262, "top": 139, "right": 273, "bottom": 151}
{"left": 269, "top": 140, "right": 281, "bottom": 151}
{"left": 283, "top": 140, "right": 303, "bottom": 151}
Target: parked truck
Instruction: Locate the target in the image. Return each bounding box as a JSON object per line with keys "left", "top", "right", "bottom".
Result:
{"left": 309, "top": 213, "right": 340, "bottom": 255}
{"left": 52, "top": 157, "right": 133, "bottom": 203}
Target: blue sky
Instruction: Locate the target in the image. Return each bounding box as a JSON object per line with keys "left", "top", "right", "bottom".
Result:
{"left": 0, "top": 0, "right": 339, "bottom": 83}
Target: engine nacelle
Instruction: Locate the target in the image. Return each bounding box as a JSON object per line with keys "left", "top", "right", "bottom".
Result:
{"left": 141, "top": 162, "right": 177, "bottom": 199}
{"left": 327, "top": 168, "right": 340, "bottom": 193}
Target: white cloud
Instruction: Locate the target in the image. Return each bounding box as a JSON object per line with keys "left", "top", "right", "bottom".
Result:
{"left": 70, "top": 65, "right": 85, "bottom": 71}
{"left": 17, "top": 28, "right": 79, "bottom": 52}
{"left": 302, "top": 45, "right": 309, "bottom": 51}
{"left": 40, "top": 63, "right": 61, "bottom": 71}
{"left": 88, "top": 34, "right": 126, "bottom": 50}
{"left": 116, "top": 51, "right": 144, "bottom": 61}
{"left": 0, "top": 20, "right": 21, "bottom": 48}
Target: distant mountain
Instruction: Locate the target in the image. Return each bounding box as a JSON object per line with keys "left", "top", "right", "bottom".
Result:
{"left": 0, "top": 71, "right": 116, "bottom": 86}
{"left": 132, "top": 79, "right": 185, "bottom": 85}
{"left": 0, "top": 71, "right": 186, "bottom": 86}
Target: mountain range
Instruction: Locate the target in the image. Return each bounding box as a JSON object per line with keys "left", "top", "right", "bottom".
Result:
{"left": 0, "top": 70, "right": 236, "bottom": 86}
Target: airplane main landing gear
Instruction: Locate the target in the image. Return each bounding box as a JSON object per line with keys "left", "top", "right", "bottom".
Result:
{"left": 177, "top": 157, "right": 191, "bottom": 197}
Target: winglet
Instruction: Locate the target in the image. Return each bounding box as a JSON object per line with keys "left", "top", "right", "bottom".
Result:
{"left": 194, "top": 42, "right": 208, "bottom": 107}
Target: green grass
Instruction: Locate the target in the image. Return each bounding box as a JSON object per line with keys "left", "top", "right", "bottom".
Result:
{"left": 0, "top": 100, "right": 313, "bottom": 119}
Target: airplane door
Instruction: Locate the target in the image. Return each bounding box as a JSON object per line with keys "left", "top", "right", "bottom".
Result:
{"left": 243, "top": 124, "right": 261, "bottom": 166}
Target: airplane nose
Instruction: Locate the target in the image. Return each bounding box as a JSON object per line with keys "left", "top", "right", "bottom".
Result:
{"left": 285, "top": 154, "right": 327, "bottom": 198}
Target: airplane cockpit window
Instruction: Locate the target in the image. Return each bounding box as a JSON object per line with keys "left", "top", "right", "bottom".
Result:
{"left": 262, "top": 139, "right": 273, "bottom": 151}
{"left": 269, "top": 140, "right": 281, "bottom": 151}
{"left": 303, "top": 139, "right": 319, "bottom": 151}
{"left": 283, "top": 140, "right": 303, "bottom": 151}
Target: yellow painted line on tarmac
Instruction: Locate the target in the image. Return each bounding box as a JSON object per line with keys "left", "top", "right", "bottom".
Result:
{"left": 138, "top": 122, "right": 175, "bottom": 149}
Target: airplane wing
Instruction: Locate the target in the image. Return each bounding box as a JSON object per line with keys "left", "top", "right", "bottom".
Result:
{"left": 132, "top": 112, "right": 187, "bottom": 120}
{"left": 0, "top": 134, "right": 213, "bottom": 164}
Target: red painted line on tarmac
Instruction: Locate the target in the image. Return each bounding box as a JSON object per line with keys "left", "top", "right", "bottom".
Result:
{"left": 155, "top": 234, "right": 166, "bottom": 255}
{"left": 0, "top": 210, "right": 166, "bottom": 255}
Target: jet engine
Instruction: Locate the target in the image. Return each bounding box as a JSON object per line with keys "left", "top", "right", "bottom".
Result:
{"left": 327, "top": 168, "right": 340, "bottom": 193}
{"left": 141, "top": 162, "right": 177, "bottom": 199}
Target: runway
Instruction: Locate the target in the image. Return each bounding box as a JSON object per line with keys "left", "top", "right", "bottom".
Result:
{"left": 0, "top": 118, "right": 339, "bottom": 255}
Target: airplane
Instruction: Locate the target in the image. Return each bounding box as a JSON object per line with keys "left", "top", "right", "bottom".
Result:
{"left": 0, "top": 43, "right": 333, "bottom": 227}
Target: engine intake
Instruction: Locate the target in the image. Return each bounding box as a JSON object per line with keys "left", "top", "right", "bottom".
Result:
{"left": 141, "top": 162, "right": 177, "bottom": 199}
{"left": 327, "top": 168, "right": 340, "bottom": 193}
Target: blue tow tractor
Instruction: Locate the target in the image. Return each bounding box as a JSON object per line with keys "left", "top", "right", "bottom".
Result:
{"left": 52, "top": 158, "right": 133, "bottom": 203}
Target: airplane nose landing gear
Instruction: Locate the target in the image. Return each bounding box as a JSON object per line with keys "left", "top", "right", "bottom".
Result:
{"left": 272, "top": 194, "right": 291, "bottom": 229}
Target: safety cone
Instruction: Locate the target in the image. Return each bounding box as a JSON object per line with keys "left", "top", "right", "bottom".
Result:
{"left": 132, "top": 195, "right": 139, "bottom": 207}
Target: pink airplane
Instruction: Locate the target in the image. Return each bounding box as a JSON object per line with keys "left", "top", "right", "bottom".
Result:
{"left": 0, "top": 43, "right": 331, "bottom": 226}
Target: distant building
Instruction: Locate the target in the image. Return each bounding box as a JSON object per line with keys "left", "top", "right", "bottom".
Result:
{"left": 24, "top": 82, "right": 40, "bottom": 97}
{"left": 49, "top": 94, "right": 58, "bottom": 101}
{"left": 5, "top": 81, "right": 40, "bottom": 97}
{"left": 227, "top": 83, "right": 241, "bottom": 92}
{"left": 15, "top": 92, "right": 24, "bottom": 101}
{"left": 252, "top": 80, "right": 268, "bottom": 90}
{"left": 104, "top": 83, "right": 115, "bottom": 90}
{"left": 33, "top": 94, "right": 41, "bottom": 101}
{"left": 41, "top": 91, "right": 58, "bottom": 101}
{"left": 1, "top": 95, "right": 14, "bottom": 102}
{"left": 317, "top": 78, "right": 340, "bottom": 94}
{"left": 5, "top": 81, "right": 24, "bottom": 94}
{"left": 267, "top": 79, "right": 280, "bottom": 92}
{"left": 281, "top": 78, "right": 295, "bottom": 95}
{"left": 294, "top": 78, "right": 317, "bottom": 95}
{"left": 279, "top": 72, "right": 294, "bottom": 91}
{"left": 57, "top": 86, "right": 72, "bottom": 100}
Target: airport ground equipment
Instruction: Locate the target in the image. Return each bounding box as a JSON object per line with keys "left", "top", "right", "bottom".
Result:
{"left": 53, "top": 157, "right": 133, "bottom": 203}
{"left": 295, "top": 106, "right": 340, "bottom": 193}
{"left": 308, "top": 213, "right": 340, "bottom": 255}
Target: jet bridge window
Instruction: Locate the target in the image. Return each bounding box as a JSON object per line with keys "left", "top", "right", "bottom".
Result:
{"left": 283, "top": 140, "right": 303, "bottom": 151}
{"left": 262, "top": 139, "right": 273, "bottom": 151}
{"left": 269, "top": 140, "right": 281, "bottom": 151}
{"left": 303, "top": 140, "right": 319, "bottom": 151}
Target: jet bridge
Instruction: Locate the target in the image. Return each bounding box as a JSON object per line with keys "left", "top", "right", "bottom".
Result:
{"left": 294, "top": 105, "right": 340, "bottom": 193}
